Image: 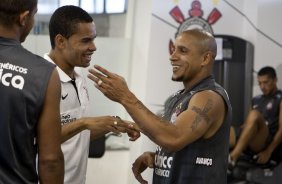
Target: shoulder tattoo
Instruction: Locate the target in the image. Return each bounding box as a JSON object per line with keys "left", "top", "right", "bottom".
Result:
{"left": 190, "top": 98, "right": 213, "bottom": 131}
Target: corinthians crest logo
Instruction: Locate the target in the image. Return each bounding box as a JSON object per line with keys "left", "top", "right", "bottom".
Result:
{"left": 169, "top": 0, "right": 222, "bottom": 54}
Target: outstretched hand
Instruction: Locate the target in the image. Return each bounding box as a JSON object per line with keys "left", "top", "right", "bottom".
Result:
{"left": 132, "top": 152, "right": 155, "bottom": 184}
{"left": 87, "top": 65, "right": 133, "bottom": 104}
{"left": 115, "top": 119, "right": 141, "bottom": 141}
{"left": 125, "top": 121, "right": 141, "bottom": 141}
{"left": 85, "top": 116, "right": 140, "bottom": 141}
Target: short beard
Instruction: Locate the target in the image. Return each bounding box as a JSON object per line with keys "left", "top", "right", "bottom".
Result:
{"left": 171, "top": 76, "right": 183, "bottom": 82}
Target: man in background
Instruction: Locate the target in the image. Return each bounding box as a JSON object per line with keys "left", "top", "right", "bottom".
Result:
{"left": 0, "top": 0, "right": 64, "bottom": 183}
{"left": 229, "top": 66, "right": 282, "bottom": 165}
{"left": 46, "top": 5, "right": 140, "bottom": 184}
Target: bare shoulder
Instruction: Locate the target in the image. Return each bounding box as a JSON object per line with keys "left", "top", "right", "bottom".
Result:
{"left": 189, "top": 90, "right": 226, "bottom": 129}
{"left": 189, "top": 90, "right": 225, "bottom": 108}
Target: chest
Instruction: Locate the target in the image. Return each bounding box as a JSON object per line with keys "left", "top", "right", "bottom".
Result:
{"left": 60, "top": 80, "right": 89, "bottom": 124}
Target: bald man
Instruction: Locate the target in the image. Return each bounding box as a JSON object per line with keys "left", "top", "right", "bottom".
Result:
{"left": 88, "top": 29, "right": 232, "bottom": 184}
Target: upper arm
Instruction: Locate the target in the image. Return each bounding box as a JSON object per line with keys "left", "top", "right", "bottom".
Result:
{"left": 37, "top": 68, "right": 62, "bottom": 160}
{"left": 172, "top": 90, "right": 226, "bottom": 149}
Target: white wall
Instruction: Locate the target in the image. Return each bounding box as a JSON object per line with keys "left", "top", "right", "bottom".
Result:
{"left": 23, "top": 0, "right": 282, "bottom": 183}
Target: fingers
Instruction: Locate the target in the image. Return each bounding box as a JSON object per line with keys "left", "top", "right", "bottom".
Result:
{"left": 88, "top": 66, "right": 117, "bottom": 95}
{"left": 127, "top": 124, "right": 141, "bottom": 141}
{"left": 132, "top": 154, "right": 150, "bottom": 184}
{"left": 108, "top": 116, "right": 130, "bottom": 133}
{"left": 132, "top": 164, "right": 146, "bottom": 184}
{"left": 88, "top": 65, "right": 114, "bottom": 81}
{"left": 88, "top": 68, "right": 101, "bottom": 81}
{"left": 87, "top": 72, "right": 98, "bottom": 84}
{"left": 129, "top": 122, "right": 141, "bottom": 132}
{"left": 86, "top": 115, "right": 140, "bottom": 140}
{"left": 128, "top": 130, "right": 141, "bottom": 141}
{"left": 87, "top": 67, "right": 106, "bottom": 88}
{"left": 134, "top": 174, "right": 148, "bottom": 184}
{"left": 94, "top": 65, "right": 115, "bottom": 78}
{"left": 110, "top": 118, "right": 141, "bottom": 141}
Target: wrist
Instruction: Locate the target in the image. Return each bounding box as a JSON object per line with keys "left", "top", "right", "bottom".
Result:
{"left": 120, "top": 92, "right": 138, "bottom": 106}
{"left": 79, "top": 117, "right": 89, "bottom": 130}
{"left": 144, "top": 151, "right": 155, "bottom": 156}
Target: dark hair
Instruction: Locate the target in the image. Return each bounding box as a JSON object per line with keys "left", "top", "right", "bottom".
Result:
{"left": 0, "top": 0, "right": 37, "bottom": 27}
{"left": 49, "top": 5, "right": 93, "bottom": 49}
{"left": 258, "top": 66, "right": 277, "bottom": 79}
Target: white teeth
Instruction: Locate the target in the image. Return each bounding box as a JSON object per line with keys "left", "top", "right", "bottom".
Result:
{"left": 173, "top": 66, "right": 179, "bottom": 69}
{"left": 84, "top": 55, "right": 92, "bottom": 61}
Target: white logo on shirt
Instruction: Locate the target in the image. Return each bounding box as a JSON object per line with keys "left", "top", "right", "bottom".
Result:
{"left": 196, "top": 157, "right": 213, "bottom": 166}
{"left": 0, "top": 68, "right": 24, "bottom": 90}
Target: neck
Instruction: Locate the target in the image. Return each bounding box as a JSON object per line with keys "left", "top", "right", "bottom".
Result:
{"left": 270, "top": 88, "right": 278, "bottom": 96}
{"left": 0, "top": 26, "right": 21, "bottom": 41}
{"left": 183, "top": 74, "right": 211, "bottom": 91}
{"left": 49, "top": 50, "right": 75, "bottom": 79}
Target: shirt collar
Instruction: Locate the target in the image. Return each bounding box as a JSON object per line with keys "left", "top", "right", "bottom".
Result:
{"left": 44, "top": 53, "right": 81, "bottom": 83}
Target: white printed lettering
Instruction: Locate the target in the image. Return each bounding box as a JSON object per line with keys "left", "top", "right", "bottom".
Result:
{"left": 0, "top": 69, "right": 24, "bottom": 90}
{"left": 196, "top": 157, "right": 213, "bottom": 166}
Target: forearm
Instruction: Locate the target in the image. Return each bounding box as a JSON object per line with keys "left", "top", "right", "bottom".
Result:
{"left": 61, "top": 118, "right": 87, "bottom": 143}
{"left": 90, "top": 128, "right": 109, "bottom": 140}
{"left": 265, "top": 130, "right": 282, "bottom": 153}
{"left": 38, "top": 153, "right": 64, "bottom": 183}
{"left": 120, "top": 92, "right": 177, "bottom": 149}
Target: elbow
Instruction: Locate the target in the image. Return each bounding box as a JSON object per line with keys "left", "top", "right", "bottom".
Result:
{"left": 38, "top": 153, "right": 64, "bottom": 171}
{"left": 161, "top": 143, "right": 183, "bottom": 152}
{"left": 38, "top": 153, "right": 64, "bottom": 183}
{"left": 144, "top": 130, "right": 186, "bottom": 152}
{"left": 155, "top": 137, "right": 184, "bottom": 152}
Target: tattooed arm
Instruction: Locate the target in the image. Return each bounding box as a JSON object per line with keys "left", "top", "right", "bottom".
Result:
{"left": 121, "top": 90, "right": 226, "bottom": 152}
{"left": 88, "top": 66, "right": 226, "bottom": 152}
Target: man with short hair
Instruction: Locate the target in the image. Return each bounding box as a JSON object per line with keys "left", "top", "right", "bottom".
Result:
{"left": 230, "top": 66, "right": 282, "bottom": 165}
{"left": 0, "top": 0, "right": 64, "bottom": 183}
{"left": 46, "top": 5, "right": 140, "bottom": 184}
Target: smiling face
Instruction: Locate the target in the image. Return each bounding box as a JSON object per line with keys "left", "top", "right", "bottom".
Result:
{"left": 170, "top": 32, "right": 213, "bottom": 88}
{"left": 169, "top": 29, "right": 217, "bottom": 89}
{"left": 62, "top": 22, "right": 97, "bottom": 69}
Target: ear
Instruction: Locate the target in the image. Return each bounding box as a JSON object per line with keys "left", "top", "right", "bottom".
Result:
{"left": 54, "top": 34, "right": 67, "bottom": 49}
{"left": 274, "top": 77, "right": 278, "bottom": 83}
{"left": 19, "top": 11, "right": 30, "bottom": 27}
{"left": 201, "top": 51, "right": 213, "bottom": 67}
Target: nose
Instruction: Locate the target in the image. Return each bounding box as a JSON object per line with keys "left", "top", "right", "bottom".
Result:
{"left": 89, "top": 41, "right": 97, "bottom": 52}
{"left": 170, "top": 50, "right": 177, "bottom": 61}
{"left": 259, "top": 83, "right": 266, "bottom": 91}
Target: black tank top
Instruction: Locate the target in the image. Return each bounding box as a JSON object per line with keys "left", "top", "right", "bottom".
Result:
{"left": 0, "top": 37, "right": 55, "bottom": 183}
{"left": 252, "top": 90, "right": 282, "bottom": 135}
{"left": 153, "top": 76, "right": 232, "bottom": 184}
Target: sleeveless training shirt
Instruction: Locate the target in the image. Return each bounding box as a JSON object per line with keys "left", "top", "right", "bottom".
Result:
{"left": 252, "top": 90, "right": 282, "bottom": 135}
{"left": 0, "top": 37, "right": 55, "bottom": 183}
{"left": 153, "top": 76, "right": 232, "bottom": 184}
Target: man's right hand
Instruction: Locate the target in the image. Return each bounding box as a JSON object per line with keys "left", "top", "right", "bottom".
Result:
{"left": 132, "top": 152, "right": 155, "bottom": 184}
{"left": 85, "top": 116, "right": 140, "bottom": 141}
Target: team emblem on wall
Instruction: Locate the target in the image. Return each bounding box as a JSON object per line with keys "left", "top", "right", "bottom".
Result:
{"left": 169, "top": 0, "right": 222, "bottom": 54}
